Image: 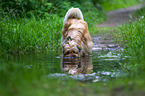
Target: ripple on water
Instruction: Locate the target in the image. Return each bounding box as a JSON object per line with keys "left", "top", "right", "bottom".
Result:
{"left": 20, "top": 35, "right": 128, "bottom": 82}
{"left": 43, "top": 42, "right": 128, "bottom": 82}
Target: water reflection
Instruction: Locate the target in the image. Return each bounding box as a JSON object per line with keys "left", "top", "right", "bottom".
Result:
{"left": 61, "top": 57, "right": 93, "bottom": 75}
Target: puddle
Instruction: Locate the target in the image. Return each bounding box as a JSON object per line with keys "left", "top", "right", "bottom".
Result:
{"left": 1, "top": 36, "right": 128, "bottom": 82}
{"left": 46, "top": 36, "right": 128, "bottom": 82}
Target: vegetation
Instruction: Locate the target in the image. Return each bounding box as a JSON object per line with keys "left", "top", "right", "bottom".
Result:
{"left": 0, "top": 15, "right": 63, "bottom": 55}
{"left": 119, "top": 7, "right": 145, "bottom": 77}
{"left": 99, "top": 0, "right": 141, "bottom": 11}
{"left": 1, "top": 0, "right": 145, "bottom": 96}
{"left": 0, "top": 0, "right": 141, "bottom": 55}
{"left": 0, "top": 0, "right": 106, "bottom": 56}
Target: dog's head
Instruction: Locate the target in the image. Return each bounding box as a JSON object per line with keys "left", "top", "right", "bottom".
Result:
{"left": 62, "top": 35, "right": 82, "bottom": 57}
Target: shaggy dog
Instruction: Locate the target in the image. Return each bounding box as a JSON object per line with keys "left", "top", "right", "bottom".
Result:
{"left": 62, "top": 8, "right": 93, "bottom": 57}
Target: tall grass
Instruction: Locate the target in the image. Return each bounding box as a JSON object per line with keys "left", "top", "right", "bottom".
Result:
{"left": 0, "top": 14, "right": 63, "bottom": 55}
{"left": 1, "top": 0, "right": 141, "bottom": 56}
{"left": 119, "top": 7, "right": 145, "bottom": 76}
{"left": 1, "top": 1, "right": 145, "bottom": 96}
{"left": 0, "top": 1, "right": 106, "bottom": 56}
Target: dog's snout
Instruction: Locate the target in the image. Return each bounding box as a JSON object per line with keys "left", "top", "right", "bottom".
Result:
{"left": 66, "top": 50, "right": 76, "bottom": 54}
{"left": 64, "top": 50, "right": 79, "bottom": 57}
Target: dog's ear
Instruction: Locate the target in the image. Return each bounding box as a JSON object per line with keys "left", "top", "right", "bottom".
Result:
{"left": 80, "top": 21, "right": 92, "bottom": 42}
{"left": 84, "top": 30, "right": 92, "bottom": 42}
{"left": 80, "top": 20, "right": 93, "bottom": 54}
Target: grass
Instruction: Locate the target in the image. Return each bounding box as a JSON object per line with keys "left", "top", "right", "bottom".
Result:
{"left": 0, "top": 14, "right": 63, "bottom": 55}
{"left": 119, "top": 7, "right": 145, "bottom": 77}
{"left": 1, "top": 0, "right": 141, "bottom": 56}
{"left": 1, "top": 0, "right": 145, "bottom": 96}
{"left": 0, "top": 1, "right": 106, "bottom": 56}
{"left": 100, "top": 0, "right": 141, "bottom": 11}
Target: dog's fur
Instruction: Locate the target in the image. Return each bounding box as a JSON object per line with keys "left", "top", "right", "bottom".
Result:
{"left": 62, "top": 8, "right": 93, "bottom": 57}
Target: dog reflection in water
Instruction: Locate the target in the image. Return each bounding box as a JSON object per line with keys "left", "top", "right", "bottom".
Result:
{"left": 61, "top": 57, "right": 93, "bottom": 75}
{"left": 61, "top": 7, "right": 93, "bottom": 57}
{"left": 61, "top": 8, "right": 93, "bottom": 75}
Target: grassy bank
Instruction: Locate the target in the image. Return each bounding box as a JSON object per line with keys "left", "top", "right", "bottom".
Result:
{"left": 99, "top": 7, "right": 145, "bottom": 95}
{"left": 0, "top": 0, "right": 141, "bottom": 56}
{"left": 119, "top": 7, "right": 145, "bottom": 77}
{"left": 0, "top": 12, "right": 62, "bottom": 56}
{"left": 0, "top": 0, "right": 106, "bottom": 56}
{"left": 0, "top": 15, "right": 63, "bottom": 55}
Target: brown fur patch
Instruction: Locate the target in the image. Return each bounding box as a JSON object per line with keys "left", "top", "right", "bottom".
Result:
{"left": 62, "top": 19, "right": 93, "bottom": 57}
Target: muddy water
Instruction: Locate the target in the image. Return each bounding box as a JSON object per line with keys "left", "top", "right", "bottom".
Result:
{"left": 2, "top": 36, "right": 128, "bottom": 82}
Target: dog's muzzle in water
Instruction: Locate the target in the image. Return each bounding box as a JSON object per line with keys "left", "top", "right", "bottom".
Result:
{"left": 62, "top": 8, "right": 93, "bottom": 57}
{"left": 62, "top": 36, "right": 82, "bottom": 57}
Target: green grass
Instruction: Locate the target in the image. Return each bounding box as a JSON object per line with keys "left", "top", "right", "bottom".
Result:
{"left": 1, "top": 1, "right": 145, "bottom": 96}
{"left": 100, "top": 0, "right": 141, "bottom": 11}
{"left": 0, "top": 14, "right": 63, "bottom": 55}
{"left": 0, "top": 13, "right": 105, "bottom": 56}
{"left": 119, "top": 7, "right": 145, "bottom": 76}
{"left": 1, "top": 0, "right": 141, "bottom": 56}
{"left": 0, "top": 4, "right": 106, "bottom": 56}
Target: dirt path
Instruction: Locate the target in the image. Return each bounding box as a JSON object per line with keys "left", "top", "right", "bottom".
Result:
{"left": 97, "top": 4, "right": 143, "bottom": 27}
{"left": 92, "top": 4, "right": 143, "bottom": 51}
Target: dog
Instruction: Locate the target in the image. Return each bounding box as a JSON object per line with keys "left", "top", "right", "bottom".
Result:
{"left": 61, "top": 8, "right": 93, "bottom": 57}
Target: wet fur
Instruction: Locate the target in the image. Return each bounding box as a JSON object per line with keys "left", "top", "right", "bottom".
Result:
{"left": 62, "top": 8, "right": 93, "bottom": 57}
